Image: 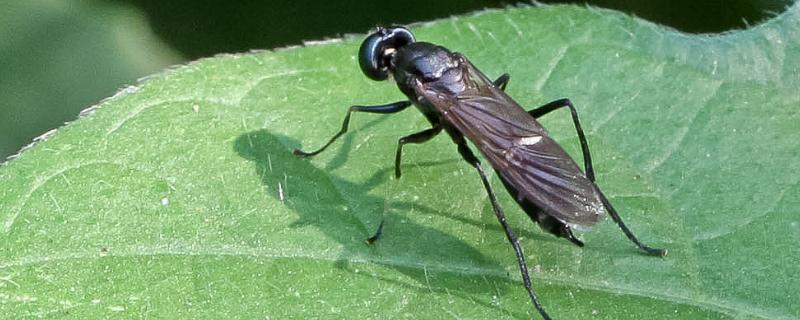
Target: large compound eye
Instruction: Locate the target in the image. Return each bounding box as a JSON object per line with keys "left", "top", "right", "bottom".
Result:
{"left": 358, "top": 27, "right": 415, "bottom": 81}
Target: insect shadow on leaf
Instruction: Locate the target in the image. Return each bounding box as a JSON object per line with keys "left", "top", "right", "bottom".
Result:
{"left": 236, "top": 130, "right": 543, "bottom": 317}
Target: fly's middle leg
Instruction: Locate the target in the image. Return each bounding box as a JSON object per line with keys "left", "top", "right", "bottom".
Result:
{"left": 368, "top": 125, "right": 443, "bottom": 244}
{"left": 394, "top": 126, "right": 442, "bottom": 178}
{"left": 453, "top": 134, "right": 552, "bottom": 320}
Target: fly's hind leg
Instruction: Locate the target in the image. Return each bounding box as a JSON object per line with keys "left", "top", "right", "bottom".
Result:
{"left": 599, "top": 191, "right": 667, "bottom": 256}
{"left": 527, "top": 99, "right": 594, "bottom": 181}
{"left": 528, "top": 99, "right": 666, "bottom": 256}
{"left": 453, "top": 133, "right": 552, "bottom": 320}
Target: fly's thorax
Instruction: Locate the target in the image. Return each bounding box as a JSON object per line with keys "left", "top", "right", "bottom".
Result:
{"left": 390, "top": 42, "right": 466, "bottom": 97}
{"left": 391, "top": 42, "right": 457, "bottom": 81}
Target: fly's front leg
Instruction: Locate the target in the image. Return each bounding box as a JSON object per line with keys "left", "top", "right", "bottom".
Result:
{"left": 365, "top": 220, "right": 385, "bottom": 245}
{"left": 395, "top": 126, "right": 442, "bottom": 178}
{"left": 293, "top": 101, "right": 412, "bottom": 157}
{"left": 528, "top": 98, "right": 594, "bottom": 181}
{"left": 453, "top": 135, "right": 552, "bottom": 320}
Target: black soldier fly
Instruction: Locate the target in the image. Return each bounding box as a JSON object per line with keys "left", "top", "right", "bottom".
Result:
{"left": 294, "top": 26, "right": 666, "bottom": 319}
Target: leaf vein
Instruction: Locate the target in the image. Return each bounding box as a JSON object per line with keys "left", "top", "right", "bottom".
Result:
{"left": 0, "top": 243, "right": 791, "bottom": 319}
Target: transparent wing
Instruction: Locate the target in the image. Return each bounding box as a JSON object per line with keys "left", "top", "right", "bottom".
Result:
{"left": 417, "top": 61, "right": 605, "bottom": 226}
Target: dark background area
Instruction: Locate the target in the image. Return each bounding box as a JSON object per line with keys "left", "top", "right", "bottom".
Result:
{"left": 1, "top": 0, "right": 793, "bottom": 161}
{"left": 117, "top": 0, "right": 793, "bottom": 60}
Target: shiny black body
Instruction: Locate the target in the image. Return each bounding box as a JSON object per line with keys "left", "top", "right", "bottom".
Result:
{"left": 392, "top": 41, "right": 601, "bottom": 242}
{"left": 294, "top": 27, "right": 666, "bottom": 320}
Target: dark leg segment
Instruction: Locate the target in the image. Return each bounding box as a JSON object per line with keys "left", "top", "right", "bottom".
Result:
{"left": 373, "top": 126, "right": 442, "bottom": 243}
{"left": 293, "top": 101, "right": 412, "bottom": 157}
{"left": 454, "top": 137, "right": 552, "bottom": 320}
{"left": 498, "top": 174, "right": 585, "bottom": 248}
{"left": 598, "top": 191, "right": 667, "bottom": 256}
{"left": 394, "top": 126, "right": 443, "bottom": 178}
{"left": 366, "top": 220, "right": 385, "bottom": 245}
{"left": 529, "top": 99, "right": 665, "bottom": 256}
{"left": 527, "top": 98, "right": 594, "bottom": 181}
{"left": 561, "top": 225, "right": 585, "bottom": 247}
{"left": 493, "top": 73, "right": 510, "bottom": 91}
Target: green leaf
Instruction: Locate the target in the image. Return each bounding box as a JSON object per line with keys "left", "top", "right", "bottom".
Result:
{"left": 2, "top": 4, "right": 798, "bottom": 319}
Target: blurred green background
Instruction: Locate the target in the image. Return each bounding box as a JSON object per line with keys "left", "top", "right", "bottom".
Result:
{"left": 0, "top": 0, "right": 792, "bottom": 161}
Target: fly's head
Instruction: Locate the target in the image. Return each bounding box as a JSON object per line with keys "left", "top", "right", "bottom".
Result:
{"left": 358, "top": 27, "right": 416, "bottom": 81}
{"left": 359, "top": 27, "right": 461, "bottom": 101}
